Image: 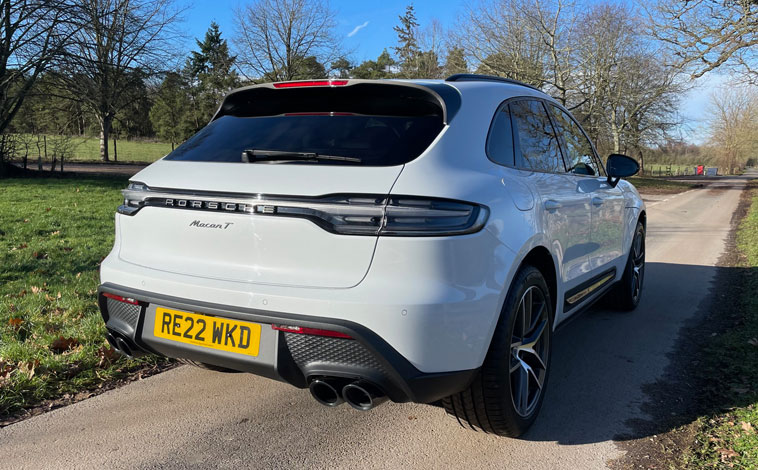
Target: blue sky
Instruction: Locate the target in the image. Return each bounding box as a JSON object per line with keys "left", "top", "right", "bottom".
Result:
{"left": 182, "top": 0, "right": 718, "bottom": 143}
{"left": 182, "top": 0, "right": 462, "bottom": 62}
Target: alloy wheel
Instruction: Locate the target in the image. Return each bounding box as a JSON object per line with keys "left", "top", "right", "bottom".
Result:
{"left": 509, "top": 285, "right": 550, "bottom": 418}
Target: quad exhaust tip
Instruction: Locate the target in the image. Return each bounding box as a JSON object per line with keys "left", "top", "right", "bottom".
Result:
{"left": 342, "top": 381, "right": 387, "bottom": 411}
{"left": 309, "top": 378, "right": 387, "bottom": 411}
{"left": 309, "top": 379, "right": 345, "bottom": 407}
{"left": 106, "top": 331, "right": 137, "bottom": 357}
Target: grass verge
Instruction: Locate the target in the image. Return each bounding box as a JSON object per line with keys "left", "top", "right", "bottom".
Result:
{"left": 682, "top": 180, "right": 758, "bottom": 468}
{"left": 0, "top": 176, "right": 171, "bottom": 423}
{"left": 628, "top": 176, "right": 703, "bottom": 195}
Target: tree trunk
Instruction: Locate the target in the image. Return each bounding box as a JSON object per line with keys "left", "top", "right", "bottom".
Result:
{"left": 100, "top": 114, "right": 113, "bottom": 162}
{"left": 113, "top": 136, "right": 118, "bottom": 162}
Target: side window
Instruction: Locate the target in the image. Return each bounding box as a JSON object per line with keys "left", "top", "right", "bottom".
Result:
{"left": 509, "top": 100, "right": 564, "bottom": 173}
{"left": 486, "top": 106, "right": 515, "bottom": 166}
{"left": 548, "top": 104, "right": 599, "bottom": 176}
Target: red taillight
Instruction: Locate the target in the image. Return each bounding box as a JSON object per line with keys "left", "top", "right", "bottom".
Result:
{"left": 273, "top": 80, "right": 348, "bottom": 88}
{"left": 102, "top": 292, "right": 140, "bottom": 306}
{"left": 271, "top": 324, "right": 352, "bottom": 339}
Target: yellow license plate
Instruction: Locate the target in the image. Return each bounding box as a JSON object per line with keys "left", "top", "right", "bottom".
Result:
{"left": 154, "top": 308, "right": 262, "bottom": 356}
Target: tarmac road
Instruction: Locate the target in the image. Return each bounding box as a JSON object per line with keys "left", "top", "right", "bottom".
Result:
{"left": 0, "top": 171, "right": 753, "bottom": 470}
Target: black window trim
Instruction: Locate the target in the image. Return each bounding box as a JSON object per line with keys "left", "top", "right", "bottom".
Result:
{"left": 545, "top": 101, "right": 607, "bottom": 178}
{"left": 485, "top": 96, "right": 569, "bottom": 175}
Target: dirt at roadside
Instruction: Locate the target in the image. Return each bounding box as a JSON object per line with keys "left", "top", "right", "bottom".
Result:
{"left": 609, "top": 181, "right": 753, "bottom": 469}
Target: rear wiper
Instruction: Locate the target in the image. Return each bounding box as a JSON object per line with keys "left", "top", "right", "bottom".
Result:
{"left": 242, "top": 149, "right": 362, "bottom": 164}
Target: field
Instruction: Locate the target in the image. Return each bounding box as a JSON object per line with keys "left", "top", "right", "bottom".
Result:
{"left": 13, "top": 135, "right": 172, "bottom": 164}
{"left": 0, "top": 176, "right": 168, "bottom": 420}
{"left": 627, "top": 176, "right": 702, "bottom": 194}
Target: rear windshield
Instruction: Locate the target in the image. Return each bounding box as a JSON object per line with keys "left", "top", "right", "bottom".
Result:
{"left": 165, "top": 83, "right": 449, "bottom": 166}
{"left": 165, "top": 115, "right": 443, "bottom": 166}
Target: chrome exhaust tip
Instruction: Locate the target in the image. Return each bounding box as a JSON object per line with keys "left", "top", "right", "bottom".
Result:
{"left": 309, "top": 379, "right": 345, "bottom": 407}
{"left": 342, "top": 381, "right": 387, "bottom": 411}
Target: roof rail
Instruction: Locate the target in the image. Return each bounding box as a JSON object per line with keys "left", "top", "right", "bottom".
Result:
{"left": 445, "top": 73, "right": 540, "bottom": 91}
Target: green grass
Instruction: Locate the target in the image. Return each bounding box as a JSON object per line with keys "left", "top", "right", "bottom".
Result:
{"left": 13, "top": 135, "right": 172, "bottom": 163}
{"left": 0, "top": 176, "right": 167, "bottom": 418}
{"left": 683, "top": 181, "right": 758, "bottom": 468}
{"left": 628, "top": 176, "right": 702, "bottom": 194}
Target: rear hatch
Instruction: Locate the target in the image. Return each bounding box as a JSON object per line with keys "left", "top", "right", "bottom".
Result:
{"left": 117, "top": 81, "right": 452, "bottom": 288}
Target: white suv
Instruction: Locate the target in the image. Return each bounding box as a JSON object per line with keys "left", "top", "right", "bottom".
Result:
{"left": 98, "top": 74, "right": 645, "bottom": 437}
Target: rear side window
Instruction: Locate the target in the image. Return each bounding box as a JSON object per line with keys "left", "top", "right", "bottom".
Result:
{"left": 548, "top": 104, "right": 599, "bottom": 176}
{"left": 165, "top": 83, "right": 446, "bottom": 167}
{"left": 509, "top": 100, "right": 564, "bottom": 173}
{"left": 487, "top": 107, "right": 515, "bottom": 166}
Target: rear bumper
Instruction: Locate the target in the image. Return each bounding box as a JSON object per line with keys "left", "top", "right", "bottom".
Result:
{"left": 98, "top": 283, "right": 478, "bottom": 403}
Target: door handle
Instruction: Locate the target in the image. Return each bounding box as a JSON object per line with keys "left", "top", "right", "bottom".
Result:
{"left": 544, "top": 200, "right": 562, "bottom": 211}
{"left": 592, "top": 197, "right": 604, "bottom": 207}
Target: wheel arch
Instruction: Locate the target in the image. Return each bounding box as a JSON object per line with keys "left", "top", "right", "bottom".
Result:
{"left": 519, "top": 246, "right": 558, "bottom": 324}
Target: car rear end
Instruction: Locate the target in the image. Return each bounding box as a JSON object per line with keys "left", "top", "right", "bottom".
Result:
{"left": 98, "top": 79, "right": 513, "bottom": 409}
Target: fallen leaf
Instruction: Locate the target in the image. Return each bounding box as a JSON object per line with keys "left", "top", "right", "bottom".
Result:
{"left": 75, "top": 272, "right": 81, "bottom": 278}
{"left": 8, "top": 317, "right": 23, "bottom": 330}
{"left": 0, "top": 360, "right": 14, "bottom": 378}
{"left": 17, "top": 360, "right": 39, "bottom": 379}
{"left": 23, "top": 219, "right": 29, "bottom": 223}
{"left": 51, "top": 230, "right": 60, "bottom": 236}
{"left": 45, "top": 207, "right": 51, "bottom": 212}
{"left": 50, "top": 336, "right": 79, "bottom": 353}
{"left": 57, "top": 291, "right": 61, "bottom": 299}
{"left": 33, "top": 251, "right": 48, "bottom": 260}
{"left": 8, "top": 304, "right": 16, "bottom": 313}
{"left": 741, "top": 421, "right": 755, "bottom": 434}
{"left": 718, "top": 448, "right": 739, "bottom": 461}
{"left": 96, "top": 345, "right": 119, "bottom": 366}
{"left": 748, "top": 338, "right": 758, "bottom": 347}
{"left": 16, "top": 243, "right": 27, "bottom": 250}
{"left": 63, "top": 247, "right": 73, "bottom": 252}
{"left": 16, "top": 289, "right": 27, "bottom": 298}
{"left": 31, "top": 286, "right": 42, "bottom": 294}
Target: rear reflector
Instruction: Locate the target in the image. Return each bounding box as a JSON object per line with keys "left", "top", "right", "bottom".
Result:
{"left": 271, "top": 324, "right": 352, "bottom": 339}
{"left": 273, "top": 80, "right": 348, "bottom": 88}
{"left": 102, "top": 292, "right": 140, "bottom": 305}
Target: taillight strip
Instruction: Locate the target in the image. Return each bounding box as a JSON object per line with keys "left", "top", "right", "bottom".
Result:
{"left": 271, "top": 324, "right": 352, "bottom": 339}
{"left": 118, "top": 184, "right": 489, "bottom": 236}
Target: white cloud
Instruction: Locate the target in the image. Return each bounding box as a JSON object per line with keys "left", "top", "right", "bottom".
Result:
{"left": 347, "top": 21, "right": 369, "bottom": 38}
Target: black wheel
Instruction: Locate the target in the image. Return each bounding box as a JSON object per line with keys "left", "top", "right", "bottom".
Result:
{"left": 178, "top": 358, "right": 242, "bottom": 373}
{"left": 612, "top": 221, "right": 645, "bottom": 311}
{"left": 443, "top": 265, "right": 553, "bottom": 437}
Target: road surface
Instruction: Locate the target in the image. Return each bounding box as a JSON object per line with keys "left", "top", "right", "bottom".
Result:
{"left": 0, "top": 171, "right": 753, "bottom": 470}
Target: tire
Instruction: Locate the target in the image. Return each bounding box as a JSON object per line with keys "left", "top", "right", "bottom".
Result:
{"left": 443, "top": 265, "right": 553, "bottom": 437}
{"left": 611, "top": 220, "right": 645, "bottom": 311}
{"left": 178, "top": 358, "right": 242, "bottom": 373}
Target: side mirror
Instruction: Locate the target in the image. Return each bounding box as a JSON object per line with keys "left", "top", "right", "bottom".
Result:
{"left": 606, "top": 154, "right": 639, "bottom": 187}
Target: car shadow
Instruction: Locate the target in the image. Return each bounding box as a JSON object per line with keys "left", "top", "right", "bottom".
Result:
{"left": 519, "top": 261, "right": 756, "bottom": 444}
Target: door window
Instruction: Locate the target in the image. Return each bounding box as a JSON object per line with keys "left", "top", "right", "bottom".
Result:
{"left": 509, "top": 100, "right": 565, "bottom": 173}
{"left": 548, "top": 104, "right": 599, "bottom": 176}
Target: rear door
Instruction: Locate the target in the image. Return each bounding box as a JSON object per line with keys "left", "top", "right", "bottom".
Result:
{"left": 508, "top": 99, "right": 592, "bottom": 286}
{"left": 547, "top": 104, "right": 625, "bottom": 271}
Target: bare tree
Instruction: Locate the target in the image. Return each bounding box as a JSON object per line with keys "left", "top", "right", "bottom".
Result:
{"left": 574, "top": 4, "right": 686, "bottom": 157}
{"left": 707, "top": 85, "right": 758, "bottom": 174}
{"left": 455, "top": 0, "right": 547, "bottom": 86}
{"left": 651, "top": 0, "right": 758, "bottom": 83}
{"left": 232, "top": 0, "right": 340, "bottom": 81}
{"left": 58, "top": 0, "right": 183, "bottom": 161}
{"left": 0, "top": 1, "right": 75, "bottom": 174}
